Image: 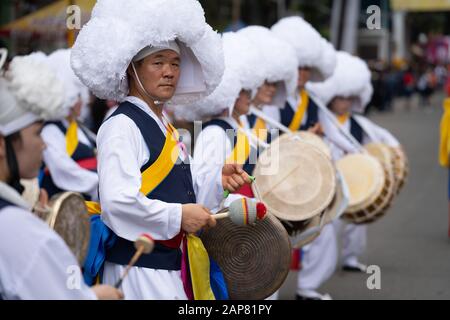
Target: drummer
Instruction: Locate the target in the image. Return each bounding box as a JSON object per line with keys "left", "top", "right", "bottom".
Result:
{"left": 309, "top": 51, "right": 401, "bottom": 274}
{"left": 268, "top": 17, "right": 341, "bottom": 300}
{"left": 236, "top": 26, "right": 298, "bottom": 180}
{"left": 0, "top": 53, "right": 122, "bottom": 300}
{"left": 71, "top": 0, "right": 249, "bottom": 300}
{"left": 38, "top": 49, "right": 98, "bottom": 201}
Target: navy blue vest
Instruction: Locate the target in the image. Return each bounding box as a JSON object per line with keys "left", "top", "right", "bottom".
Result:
{"left": 349, "top": 117, "right": 364, "bottom": 144}
{"left": 203, "top": 118, "right": 263, "bottom": 176}
{"left": 0, "top": 197, "right": 15, "bottom": 300}
{"left": 40, "top": 121, "right": 97, "bottom": 200}
{"left": 104, "top": 102, "right": 196, "bottom": 270}
{"left": 280, "top": 97, "right": 319, "bottom": 131}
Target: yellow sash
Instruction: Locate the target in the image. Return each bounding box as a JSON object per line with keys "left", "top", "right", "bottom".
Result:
{"left": 225, "top": 125, "right": 251, "bottom": 165}
{"left": 86, "top": 124, "right": 180, "bottom": 214}
{"left": 288, "top": 89, "right": 309, "bottom": 132}
{"left": 66, "top": 121, "right": 79, "bottom": 157}
{"left": 252, "top": 117, "right": 268, "bottom": 142}
{"left": 337, "top": 113, "right": 350, "bottom": 125}
{"left": 186, "top": 234, "right": 216, "bottom": 300}
{"left": 439, "top": 98, "right": 450, "bottom": 168}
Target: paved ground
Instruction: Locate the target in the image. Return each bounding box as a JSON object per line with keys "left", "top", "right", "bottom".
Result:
{"left": 279, "top": 93, "right": 450, "bottom": 300}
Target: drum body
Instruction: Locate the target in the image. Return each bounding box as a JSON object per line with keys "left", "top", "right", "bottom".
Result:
{"left": 390, "top": 146, "right": 409, "bottom": 194}
{"left": 252, "top": 133, "right": 336, "bottom": 247}
{"left": 35, "top": 192, "right": 90, "bottom": 265}
{"left": 338, "top": 145, "right": 396, "bottom": 224}
{"left": 201, "top": 214, "right": 291, "bottom": 300}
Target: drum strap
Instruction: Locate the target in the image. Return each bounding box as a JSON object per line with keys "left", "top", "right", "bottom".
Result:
{"left": 288, "top": 89, "right": 309, "bottom": 132}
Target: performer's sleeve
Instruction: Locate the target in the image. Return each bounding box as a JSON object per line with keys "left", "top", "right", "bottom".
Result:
{"left": 0, "top": 208, "right": 97, "bottom": 300}
{"left": 356, "top": 116, "right": 401, "bottom": 147}
{"left": 97, "top": 115, "right": 182, "bottom": 241}
{"left": 191, "top": 126, "right": 229, "bottom": 213}
{"left": 41, "top": 124, "right": 99, "bottom": 200}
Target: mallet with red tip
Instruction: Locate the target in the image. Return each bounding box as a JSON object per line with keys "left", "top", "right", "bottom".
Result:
{"left": 214, "top": 198, "right": 267, "bottom": 226}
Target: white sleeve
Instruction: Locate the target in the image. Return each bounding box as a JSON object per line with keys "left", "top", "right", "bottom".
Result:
{"left": 192, "top": 126, "right": 229, "bottom": 213}
{"left": 41, "top": 124, "right": 99, "bottom": 200}
{"left": 354, "top": 115, "right": 400, "bottom": 147}
{"left": 97, "top": 115, "right": 182, "bottom": 242}
{"left": 0, "top": 208, "right": 97, "bottom": 300}
{"left": 319, "top": 110, "right": 360, "bottom": 154}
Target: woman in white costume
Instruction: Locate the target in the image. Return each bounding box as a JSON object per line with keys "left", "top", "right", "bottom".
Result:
{"left": 236, "top": 26, "right": 298, "bottom": 155}
{"left": 270, "top": 16, "right": 342, "bottom": 301}
{"left": 0, "top": 52, "right": 121, "bottom": 300}
{"left": 71, "top": 0, "right": 249, "bottom": 300}
{"left": 308, "top": 51, "right": 400, "bottom": 276}
{"left": 37, "top": 49, "right": 98, "bottom": 201}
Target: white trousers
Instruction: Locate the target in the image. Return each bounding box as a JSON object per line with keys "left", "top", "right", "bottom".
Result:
{"left": 296, "top": 224, "right": 338, "bottom": 295}
{"left": 103, "top": 262, "right": 187, "bottom": 300}
{"left": 333, "top": 220, "right": 367, "bottom": 267}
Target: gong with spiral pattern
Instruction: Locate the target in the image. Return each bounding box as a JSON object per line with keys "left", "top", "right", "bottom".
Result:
{"left": 200, "top": 213, "right": 291, "bottom": 300}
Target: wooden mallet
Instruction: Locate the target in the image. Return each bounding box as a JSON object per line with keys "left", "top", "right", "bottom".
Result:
{"left": 214, "top": 198, "right": 267, "bottom": 226}
{"left": 114, "top": 234, "right": 155, "bottom": 289}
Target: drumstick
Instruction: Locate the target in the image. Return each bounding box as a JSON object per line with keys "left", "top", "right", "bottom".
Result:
{"left": 214, "top": 198, "right": 267, "bottom": 226}
{"left": 114, "top": 234, "right": 155, "bottom": 289}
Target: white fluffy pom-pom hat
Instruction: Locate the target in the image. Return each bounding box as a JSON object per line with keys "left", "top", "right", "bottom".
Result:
{"left": 71, "top": 0, "right": 224, "bottom": 107}
{"left": 172, "top": 31, "right": 266, "bottom": 121}
{"left": 237, "top": 26, "right": 298, "bottom": 109}
{"left": 271, "top": 16, "right": 335, "bottom": 82}
{"left": 47, "top": 49, "right": 90, "bottom": 118}
{"left": 0, "top": 51, "right": 65, "bottom": 136}
{"left": 307, "top": 51, "right": 372, "bottom": 113}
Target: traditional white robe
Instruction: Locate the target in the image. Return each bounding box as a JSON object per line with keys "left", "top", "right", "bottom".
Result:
{"left": 0, "top": 182, "right": 96, "bottom": 300}
{"left": 41, "top": 119, "right": 99, "bottom": 200}
{"left": 98, "top": 97, "right": 223, "bottom": 300}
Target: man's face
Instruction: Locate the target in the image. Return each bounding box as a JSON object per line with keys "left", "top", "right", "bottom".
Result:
{"left": 233, "top": 90, "right": 251, "bottom": 116}
{"left": 298, "top": 67, "right": 311, "bottom": 89}
{"left": 330, "top": 97, "right": 354, "bottom": 116}
{"left": 254, "top": 81, "right": 277, "bottom": 106}
{"left": 133, "top": 49, "right": 181, "bottom": 101}
{"left": 12, "top": 123, "right": 46, "bottom": 179}
{"left": 70, "top": 98, "right": 82, "bottom": 119}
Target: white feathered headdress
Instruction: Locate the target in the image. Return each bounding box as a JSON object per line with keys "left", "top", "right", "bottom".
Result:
{"left": 172, "top": 32, "right": 265, "bottom": 121}
{"left": 47, "top": 49, "right": 90, "bottom": 118}
{"left": 237, "top": 26, "right": 298, "bottom": 108}
{"left": 71, "top": 0, "right": 224, "bottom": 106}
{"left": 307, "top": 51, "right": 372, "bottom": 113}
{"left": 0, "top": 54, "right": 64, "bottom": 136}
{"left": 271, "top": 16, "right": 335, "bottom": 81}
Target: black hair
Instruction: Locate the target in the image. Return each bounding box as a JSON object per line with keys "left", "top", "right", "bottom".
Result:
{"left": 4, "top": 132, "right": 24, "bottom": 194}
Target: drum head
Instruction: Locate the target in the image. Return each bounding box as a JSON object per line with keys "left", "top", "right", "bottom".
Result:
{"left": 200, "top": 214, "right": 291, "bottom": 300}
{"left": 337, "top": 153, "right": 385, "bottom": 213}
{"left": 252, "top": 137, "right": 336, "bottom": 221}
{"left": 48, "top": 192, "right": 90, "bottom": 266}
{"left": 281, "top": 132, "right": 332, "bottom": 160}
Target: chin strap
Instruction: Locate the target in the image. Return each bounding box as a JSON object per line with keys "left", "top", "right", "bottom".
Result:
{"left": 5, "top": 136, "right": 24, "bottom": 195}
{"left": 131, "top": 62, "right": 166, "bottom": 106}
